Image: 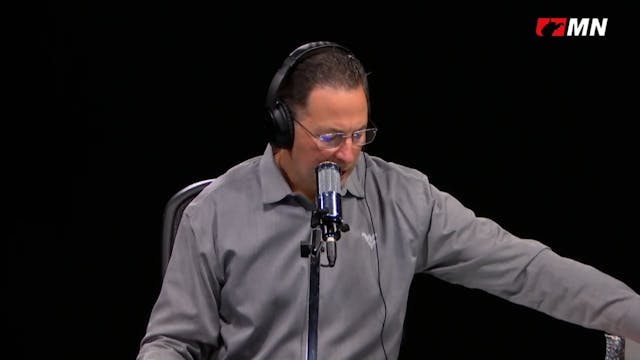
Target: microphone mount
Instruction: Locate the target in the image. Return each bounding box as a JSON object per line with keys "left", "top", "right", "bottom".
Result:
{"left": 310, "top": 208, "right": 350, "bottom": 241}
{"left": 300, "top": 208, "right": 350, "bottom": 266}
{"left": 304, "top": 209, "right": 349, "bottom": 268}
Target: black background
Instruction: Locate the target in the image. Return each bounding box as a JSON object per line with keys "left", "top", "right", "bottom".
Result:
{"left": 8, "top": 3, "right": 638, "bottom": 359}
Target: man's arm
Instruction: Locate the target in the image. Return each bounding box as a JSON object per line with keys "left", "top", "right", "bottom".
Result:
{"left": 421, "top": 184, "right": 640, "bottom": 342}
{"left": 138, "top": 206, "right": 222, "bottom": 359}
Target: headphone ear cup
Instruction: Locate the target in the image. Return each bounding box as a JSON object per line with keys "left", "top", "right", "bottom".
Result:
{"left": 266, "top": 100, "right": 294, "bottom": 149}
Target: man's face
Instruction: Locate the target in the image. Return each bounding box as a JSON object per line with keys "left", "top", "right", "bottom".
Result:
{"left": 278, "top": 85, "right": 369, "bottom": 201}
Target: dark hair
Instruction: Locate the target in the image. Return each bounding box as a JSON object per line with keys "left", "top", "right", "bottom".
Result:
{"left": 277, "top": 47, "right": 369, "bottom": 119}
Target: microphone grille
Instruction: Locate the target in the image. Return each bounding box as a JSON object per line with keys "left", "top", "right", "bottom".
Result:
{"left": 316, "top": 161, "right": 340, "bottom": 194}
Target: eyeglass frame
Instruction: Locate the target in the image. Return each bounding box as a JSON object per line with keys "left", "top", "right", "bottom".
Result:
{"left": 293, "top": 118, "right": 378, "bottom": 149}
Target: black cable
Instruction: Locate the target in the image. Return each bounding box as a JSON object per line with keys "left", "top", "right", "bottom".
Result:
{"left": 363, "top": 152, "right": 388, "bottom": 360}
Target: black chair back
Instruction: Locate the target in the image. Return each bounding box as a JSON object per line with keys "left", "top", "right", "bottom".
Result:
{"left": 161, "top": 179, "right": 214, "bottom": 275}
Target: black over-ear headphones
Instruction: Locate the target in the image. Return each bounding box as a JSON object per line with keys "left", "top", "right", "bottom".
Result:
{"left": 264, "top": 41, "right": 352, "bottom": 149}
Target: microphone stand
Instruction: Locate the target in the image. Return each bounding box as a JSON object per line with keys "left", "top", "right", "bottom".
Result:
{"left": 301, "top": 209, "right": 349, "bottom": 360}
{"left": 301, "top": 227, "right": 322, "bottom": 360}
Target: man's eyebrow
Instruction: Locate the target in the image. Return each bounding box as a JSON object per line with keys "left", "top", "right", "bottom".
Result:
{"left": 318, "top": 123, "right": 368, "bottom": 133}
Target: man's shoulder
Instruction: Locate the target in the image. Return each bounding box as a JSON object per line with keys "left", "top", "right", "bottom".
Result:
{"left": 222, "top": 155, "right": 263, "bottom": 179}
{"left": 192, "top": 155, "right": 262, "bottom": 202}
{"left": 363, "top": 153, "right": 430, "bottom": 185}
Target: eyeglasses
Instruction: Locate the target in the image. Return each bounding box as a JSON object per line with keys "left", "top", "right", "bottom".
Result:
{"left": 293, "top": 119, "right": 378, "bottom": 149}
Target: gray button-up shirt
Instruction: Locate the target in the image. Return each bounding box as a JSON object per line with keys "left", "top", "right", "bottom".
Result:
{"left": 138, "top": 145, "right": 640, "bottom": 359}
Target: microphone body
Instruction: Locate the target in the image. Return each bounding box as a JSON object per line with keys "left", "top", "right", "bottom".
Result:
{"left": 314, "top": 161, "right": 349, "bottom": 266}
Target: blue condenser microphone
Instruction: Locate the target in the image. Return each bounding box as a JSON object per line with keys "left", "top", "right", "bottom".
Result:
{"left": 313, "top": 161, "right": 350, "bottom": 267}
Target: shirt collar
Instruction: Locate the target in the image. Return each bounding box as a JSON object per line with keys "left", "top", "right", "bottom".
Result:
{"left": 343, "top": 153, "right": 365, "bottom": 199}
{"left": 259, "top": 144, "right": 292, "bottom": 204}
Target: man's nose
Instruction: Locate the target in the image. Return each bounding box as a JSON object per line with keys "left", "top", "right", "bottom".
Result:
{"left": 333, "top": 137, "right": 357, "bottom": 163}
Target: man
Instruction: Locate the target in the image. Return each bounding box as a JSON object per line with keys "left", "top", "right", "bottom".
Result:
{"left": 137, "top": 41, "right": 640, "bottom": 359}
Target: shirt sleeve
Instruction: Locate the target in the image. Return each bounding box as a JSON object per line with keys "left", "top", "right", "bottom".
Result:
{"left": 137, "top": 203, "right": 222, "bottom": 360}
{"left": 421, "top": 181, "right": 640, "bottom": 342}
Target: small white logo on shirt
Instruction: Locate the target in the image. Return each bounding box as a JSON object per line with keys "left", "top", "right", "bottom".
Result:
{"left": 361, "top": 232, "right": 376, "bottom": 250}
